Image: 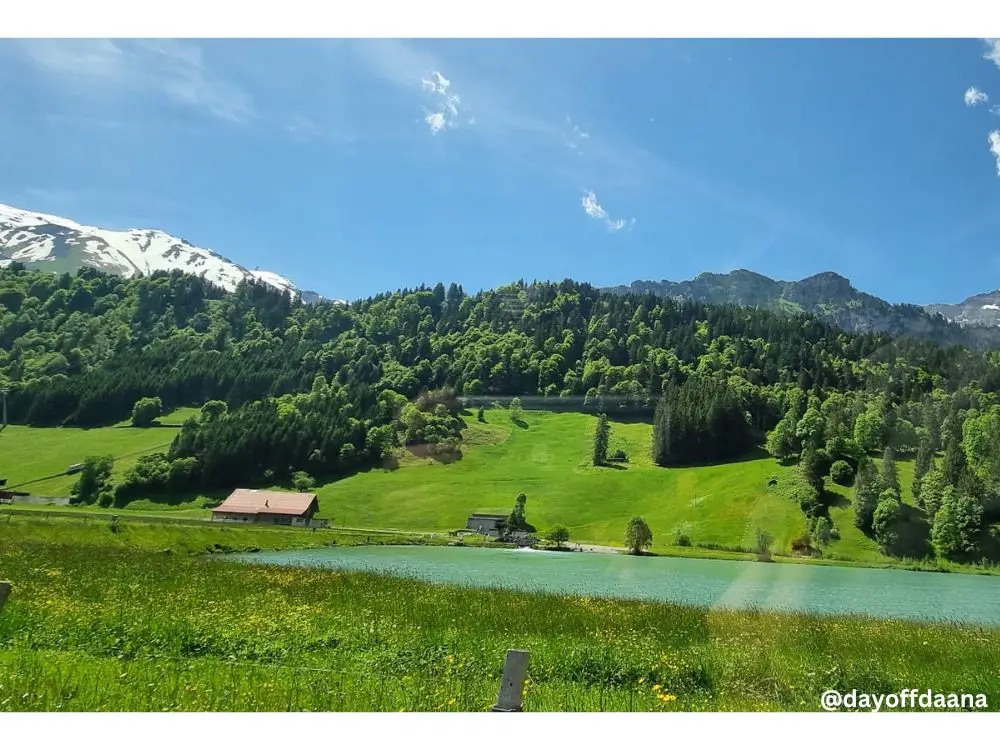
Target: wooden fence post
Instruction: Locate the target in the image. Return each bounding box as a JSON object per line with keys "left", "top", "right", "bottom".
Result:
{"left": 491, "top": 649, "right": 529, "bottom": 712}
{"left": 0, "top": 581, "right": 11, "bottom": 611}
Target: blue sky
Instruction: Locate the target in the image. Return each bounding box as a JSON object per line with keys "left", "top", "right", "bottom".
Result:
{"left": 2, "top": 38, "right": 1000, "bottom": 304}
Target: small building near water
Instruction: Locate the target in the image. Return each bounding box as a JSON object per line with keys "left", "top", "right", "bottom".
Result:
{"left": 212, "top": 489, "right": 319, "bottom": 527}
{"left": 466, "top": 513, "right": 508, "bottom": 538}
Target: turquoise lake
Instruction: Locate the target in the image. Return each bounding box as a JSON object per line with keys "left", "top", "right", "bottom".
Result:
{"left": 234, "top": 545, "right": 1000, "bottom": 626}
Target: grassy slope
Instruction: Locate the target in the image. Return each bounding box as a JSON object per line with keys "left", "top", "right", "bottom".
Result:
{"left": 824, "top": 457, "right": 919, "bottom": 563}
{"left": 323, "top": 409, "right": 808, "bottom": 554}
{"left": 3, "top": 406, "right": 930, "bottom": 566}
{"left": 0, "top": 407, "right": 199, "bottom": 497}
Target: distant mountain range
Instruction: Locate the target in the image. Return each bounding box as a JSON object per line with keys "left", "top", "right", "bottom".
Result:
{"left": 0, "top": 203, "right": 325, "bottom": 302}
{"left": 925, "top": 291, "right": 1000, "bottom": 329}
{"left": 606, "top": 270, "right": 1000, "bottom": 348}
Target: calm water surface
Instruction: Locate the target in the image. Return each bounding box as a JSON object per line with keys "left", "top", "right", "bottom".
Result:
{"left": 234, "top": 545, "right": 1000, "bottom": 625}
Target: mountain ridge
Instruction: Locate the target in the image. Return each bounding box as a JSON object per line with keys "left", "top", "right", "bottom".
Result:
{"left": 605, "top": 269, "right": 1000, "bottom": 348}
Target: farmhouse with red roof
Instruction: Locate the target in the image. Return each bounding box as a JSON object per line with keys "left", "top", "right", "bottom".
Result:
{"left": 211, "top": 489, "right": 319, "bottom": 527}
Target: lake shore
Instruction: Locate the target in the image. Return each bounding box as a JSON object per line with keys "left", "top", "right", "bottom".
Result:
{"left": 5, "top": 503, "right": 1000, "bottom": 576}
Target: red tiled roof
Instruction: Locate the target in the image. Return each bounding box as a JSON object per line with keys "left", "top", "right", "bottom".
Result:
{"left": 212, "top": 489, "right": 317, "bottom": 516}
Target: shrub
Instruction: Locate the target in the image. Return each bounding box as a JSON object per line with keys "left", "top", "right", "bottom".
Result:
{"left": 811, "top": 516, "right": 833, "bottom": 548}
{"left": 292, "top": 471, "right": 315, "bottom": 492}
{"left": 70, "top": 455, "right": 115, "bottom": 505}
{"left": 415, "top": 387, "right": 461, "bottom": 414}
{"left": 872, "top": 489, "right": 902, "bottom": 551}
{"left": 509, "top": 397, "right": 523, "bottom": 422}
{"left": 830, "top": 459, "right": 855, "bottom": 486}
{"left": 673, "top": 532, "right": 692, "bottom": 547}
{"left": 131, "top": 396, "right": 163, "bottom": 428}
{"left": 778, "top": 471, "right": 822, "bottom": 517}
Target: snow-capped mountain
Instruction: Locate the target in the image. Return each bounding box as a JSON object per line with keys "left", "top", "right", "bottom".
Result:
{"left": 0, "top": 202, "right": 323, "bottom": 301}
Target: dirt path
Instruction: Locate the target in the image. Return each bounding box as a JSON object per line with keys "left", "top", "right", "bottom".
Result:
{"left": 571, "top": 542, "right": 625, "bottom": 555}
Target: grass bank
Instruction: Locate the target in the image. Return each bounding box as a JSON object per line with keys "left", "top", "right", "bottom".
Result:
{"left": 0, "top": 517, "right": 998, "bottom": 711}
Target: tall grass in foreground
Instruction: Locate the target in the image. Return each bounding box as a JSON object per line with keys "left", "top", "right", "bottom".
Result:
{"left": 1, "top": 518, "right": 999, "bottom": 711}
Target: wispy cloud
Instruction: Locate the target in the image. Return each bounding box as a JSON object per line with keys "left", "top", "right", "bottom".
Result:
{"left": 990, "top": 131, "right": 1000, "bottom": 175}
{"left": 24, "top": 186, "right": 78, "bottom": 206}
{"left": 965, "top": 86, "right": 989, "bottom": 107}
{"left": 563, "top": 117, "right": 590, "bottom": 154}
{"left": 11, "top": 39, "right": 253, "bottom": 123}
{"left": 421, "top": 70, "right": 468, "bottom": 135}
{"left": 581, "top": 190, "right": 634, "bottom": 232}
{"left": 348, "top": 41, "right": 646, "bottom": 226}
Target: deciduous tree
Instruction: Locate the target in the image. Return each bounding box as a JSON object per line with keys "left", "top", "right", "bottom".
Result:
{"left": 625, "top": 516, "right": 653, "bottom": 555}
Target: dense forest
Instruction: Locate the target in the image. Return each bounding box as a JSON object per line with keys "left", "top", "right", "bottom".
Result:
{"left": 2, "top": 263, "right": 1000, "bottom": 561}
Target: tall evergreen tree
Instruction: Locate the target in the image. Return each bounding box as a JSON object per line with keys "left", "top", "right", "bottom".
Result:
{"left": 912, "top": 436, "right": 933, "bottom": 502}
{"left": 880, "top": 445, "right": 900, "bottom": 492}
{"left": 942, "top": 435, "right": 968, "bottom": 487}
{"left": 592, "top": 413, "right": 610, "bottom": 466}
{"left": 853, "top": 458, "right": 880, "bottom": 535}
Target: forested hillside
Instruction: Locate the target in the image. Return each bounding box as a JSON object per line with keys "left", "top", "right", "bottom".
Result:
{"left": 6, "top": 263, "right": 999, "bottom": 426}
{"left": 3, "top": 263, "right": 1000, "bottom": 562}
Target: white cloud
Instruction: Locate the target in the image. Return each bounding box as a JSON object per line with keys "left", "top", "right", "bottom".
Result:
{"left": 965, "top": 86, "right": 989, "bottom": 107}
{"left": 424, "top": 111, "right": 447, "bottom": 134}
{"left": 990, "top": 130, "right": 1000, "bottom": 176}
{"left": 421, "top": 71, "right": 451, "bottom": 95}
{"left": 985, "top": 39, "right": 1000, "bottom": 70}
{"left": 581, "top": 190, "right": 634, "bottom": 232}
{"left": 581, "top": 190, "right": 607, "bottom": 220}
{"left": 12, "top": 39, "right": 252, "bottom": 123}
{"left": 420, "top": 69, "right": 466, "bottom": 135}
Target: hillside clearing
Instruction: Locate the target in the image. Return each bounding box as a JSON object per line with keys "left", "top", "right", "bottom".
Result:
{"left": 0, "top": 407, "right": 195, "bottom": 497}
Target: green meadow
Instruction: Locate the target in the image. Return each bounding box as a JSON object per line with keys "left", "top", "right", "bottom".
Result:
{"left": 320, "top": 409, "right": 901, "bottom": 562}
{"left": 323, "top": 410, "right": 803, "bottom": 548}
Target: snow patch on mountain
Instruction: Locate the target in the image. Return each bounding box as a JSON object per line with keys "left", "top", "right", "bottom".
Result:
{"left": 0, "top": 202, "right": 316, "bottom": 299}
